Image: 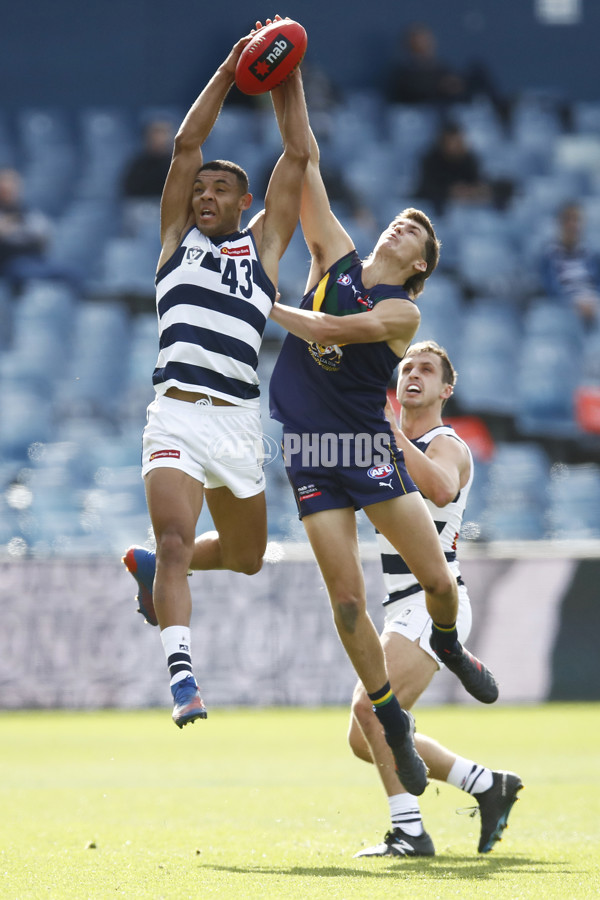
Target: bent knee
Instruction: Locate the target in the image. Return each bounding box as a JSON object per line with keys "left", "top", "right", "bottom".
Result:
{"left": 421, "top": 571, "right": 456, "bottom": 599}
{"left": 225, "top": 553, "right": 264, "bottom": 576}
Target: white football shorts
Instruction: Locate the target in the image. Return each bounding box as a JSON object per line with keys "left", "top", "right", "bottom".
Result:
{"left": 142, "top": 395, "right": 266, "bottom": 498}
{"left": 382, "top": 581, "right": 472, "bottom": 667}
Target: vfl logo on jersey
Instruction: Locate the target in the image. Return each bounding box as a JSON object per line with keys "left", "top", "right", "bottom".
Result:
{"left": 221, "top": 245, "right": 251, "bottom": 256}
{"left": 307, "top": 342, "right": 343, "bottom": 372}
{"left": 336, "top": 274, "right": 352, "bottom": 286}
{"left": 367, "top": 463, "right": 394, "bottom": 479}
{"left": 184, "top": 246, "right": 205, "bottom": 265}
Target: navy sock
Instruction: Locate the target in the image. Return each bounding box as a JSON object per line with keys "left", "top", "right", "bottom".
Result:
{"left": 369, "top": 682, "right": 407, "bottom": 737}
{"left": 430, "top": 621, "right": 459, "bottom": 655}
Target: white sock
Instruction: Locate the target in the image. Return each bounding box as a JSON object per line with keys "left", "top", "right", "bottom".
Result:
{"left": 447, "top": 756, "right": 494, "bottom": 794}
{"left": 160, "top": 625, "right": 195, "bottom": 687}
{"left": 388, "top": 792, "right": 423, "bottom": 836}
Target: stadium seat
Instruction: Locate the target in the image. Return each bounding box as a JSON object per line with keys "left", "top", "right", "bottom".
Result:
{"left": 455, "top": 233, "right": 520, "bottom": 297}
{"left": 99, "top": 237, "right": 158, "bottom": 297}
{"left": 515, "top": 336, "right": 582, "bottom": 437}
{"left": 547, "top": 463, "right": 600, "bottom": 539}
{"left": 481, "top": 441, "right": 551, "bottom": 540}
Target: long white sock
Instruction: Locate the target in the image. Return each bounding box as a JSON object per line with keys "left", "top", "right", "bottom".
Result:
{"left": 388, "top": 792, "right": 423, "bottom": 836}
{"left": 447, "top": 756, "right": 494, "bottom": 794}
{"left": 160, "top": 625, "right": 195, "bottom": 687}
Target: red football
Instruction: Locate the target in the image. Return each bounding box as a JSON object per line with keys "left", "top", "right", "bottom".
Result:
{"left": 235, "top": 19, "right": 307, "bottom": 95}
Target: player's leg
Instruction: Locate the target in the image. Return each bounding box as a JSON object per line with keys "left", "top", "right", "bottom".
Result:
{"left": 365, "top": 493, "right": 457, "bottom": 625}
{"left": 301, "top": 507, "right": 427, "bottom": 796}
{"left": 200, "top": 486, "right": 267, "bottom": 574}
{"left": 122, "top": 489, "right": 267, "bottom": 620}
{"left": 350, "top": 631, "right": 437, "bottom": 857}
{"left": 144, "top": 466, "right": 208, "bottom": 727}
{"left": 365, "top": 495, "right": 498, "bottom": 704}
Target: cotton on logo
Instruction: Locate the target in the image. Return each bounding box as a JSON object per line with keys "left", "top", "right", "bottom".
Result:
{"left": 367, "top": 463, "right": 394, "bottom": 479}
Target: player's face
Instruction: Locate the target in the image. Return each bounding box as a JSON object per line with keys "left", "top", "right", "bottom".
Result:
{"left": 377, "top": 217, "right": 428, "bottom": 269}
{"left": 397, "top": 352, "right": 450, "bottom": 409}
{"left": 192, "top": 170, "right": 250, "bottom": 236}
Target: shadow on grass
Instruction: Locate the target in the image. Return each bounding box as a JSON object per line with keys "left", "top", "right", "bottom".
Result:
{"left": 200, "top": 857, "right": 575, "bottom": 880}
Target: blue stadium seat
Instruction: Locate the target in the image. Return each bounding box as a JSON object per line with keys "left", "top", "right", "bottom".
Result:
{"left": 522, "top": 298, "right": 585, "bottom": 352}
{"left": 547, "top": 463, "right": 600, "bottom": 539}
{"left": 515, "top": 336, "right": 582, "bottom": 437}
{"left": 455, "top": 233, "right": 520, "bottom": 297}
{"left": 99, "top": 237, "right": 158, "bottom": 296}
{"left": 481, "top": 441, "right": 551, "bottom": 540}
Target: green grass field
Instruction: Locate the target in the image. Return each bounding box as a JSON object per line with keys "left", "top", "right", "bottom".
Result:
{"left": 2, "top": 703, "right": 599, "bottom": 899}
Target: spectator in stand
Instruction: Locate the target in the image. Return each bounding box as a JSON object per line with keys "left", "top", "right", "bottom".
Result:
{"left": 122, "top": 119, "right": 174, "bottom": 202}
{"left": 414, "top": 122, "right": 492, "bottom": 215}
{"left": 0, "top": 167, "right": 76, "bottom": 292}
{"left": 121, "top": 119, "right": 175, "bottom": 235}
{"left": 539, "top": 201, "right": 600, "bottom": 329}
{"left": 385, "top": 23, "right": 466, "bottom": 107}
{"left": 385, "top": 23, "right": 510, "bottom": 124}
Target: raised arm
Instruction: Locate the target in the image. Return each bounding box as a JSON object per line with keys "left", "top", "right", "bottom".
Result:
{"left": 158, "top": 34, "right": 251, "bottom": 266}
{"left": 264, "top": 85, "right": 353, "bottom": 290}
{"left": 248, "top": 68, "right": 310, "bottom": 287}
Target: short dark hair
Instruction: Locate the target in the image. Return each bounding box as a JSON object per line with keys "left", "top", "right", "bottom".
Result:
{"left": 398, "top": 207, "right": 441, "bottom": 299}
{"left": 197, "top": 160, "right": 249, "bottom": 194}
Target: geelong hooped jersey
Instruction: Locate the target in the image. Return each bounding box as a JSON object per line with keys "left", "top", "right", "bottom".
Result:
{"left": 378, "top": 425, "right": 474, "bottom": 603}
{"left": 269, "top": 250, "right": 412, "bottom": 434}
{"left": 153, "top": 226, "right": 276, "bottom": 406}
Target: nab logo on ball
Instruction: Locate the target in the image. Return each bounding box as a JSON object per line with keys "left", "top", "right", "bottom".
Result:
{"left": 367, "top": 463, "right": 395, "bottom": 479}
{"left": 250, "top": 36, "right": 294, "bottom": 82}
{"left": 235, "top": 19, "right": 307, "bottom": 95}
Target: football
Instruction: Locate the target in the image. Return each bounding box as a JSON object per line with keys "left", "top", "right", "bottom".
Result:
{"left": 235, "top": 19, "right": 307, "bottom": 95}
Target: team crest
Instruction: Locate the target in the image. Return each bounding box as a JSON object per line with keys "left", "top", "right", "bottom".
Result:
{"left": 307, "top": 342, "right": 343, "bottom": 371}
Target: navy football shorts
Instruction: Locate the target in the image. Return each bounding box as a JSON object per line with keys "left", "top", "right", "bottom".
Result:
{"left": 282, "top": 432, "right": 419, "bottom": 518}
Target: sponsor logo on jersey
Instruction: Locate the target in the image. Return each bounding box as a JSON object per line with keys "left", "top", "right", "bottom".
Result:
{"left": 297, "top": 483, "right": 322, "bottom": 501}
{"left": 150, "top": 449, "right": 181, "bottom": 460}
{"left": 221, "top": 245, "right": 251, "bottom": 256}
{"left": 367, "top": 463, "right": 394, "bottom": 479}
{"left": 351, "top": 284, "right": 374, "bottom": 309}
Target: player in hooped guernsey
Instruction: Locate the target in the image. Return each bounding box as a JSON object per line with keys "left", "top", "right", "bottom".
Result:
{"left": 154, "top": 225, "right": 275, "bottom": 405}
{"left": 349, "top": 342, "right": 522, "bottom": 859}
{"left": 268, "top": 121, "right": 498, "bottom": 797}
{"left": 122, "top": 23, "right": 310, "bottom": 729}
{"left": 378, "top": 423, "right": 474, "bottom": 604}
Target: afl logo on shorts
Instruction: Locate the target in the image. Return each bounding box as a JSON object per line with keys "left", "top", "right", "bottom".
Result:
{"left": 367, "top": 463, "right": 394, "bottom": 479}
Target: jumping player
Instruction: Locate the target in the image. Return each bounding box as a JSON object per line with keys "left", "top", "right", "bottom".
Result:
{"left": 349, "top": 342, "right": 522, "bottom": 857}
{"left": 268, "top": 122, "right": 498, "bottom": 795}
{"left": 123, "top": 21, "right": 309, "bottom": 728}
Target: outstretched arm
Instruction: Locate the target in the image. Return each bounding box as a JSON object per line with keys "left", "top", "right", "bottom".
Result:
{"left": 265, "top": 85, "right": 353, "bottom": 291}
{"left": 249, "top": 67, "right": 310, "bottom": 287}
{"left": 270, "top": 295, "right": 420, "bottom": 354}
{"left": 158, "top": 33, "right": 252, "bottom": 264}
